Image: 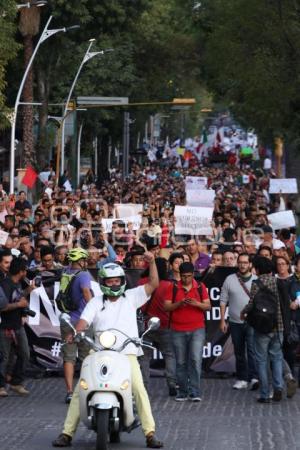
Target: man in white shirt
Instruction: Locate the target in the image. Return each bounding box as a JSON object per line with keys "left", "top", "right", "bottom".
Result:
{"left": 52, "top": 253, "right": 163, "bottom": 449}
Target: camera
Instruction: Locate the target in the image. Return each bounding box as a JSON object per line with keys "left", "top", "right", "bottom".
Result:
{"left": 34, "top": 276, "right": 42, "bottom": 288}
{"left": 21, "top": 308, "right": 36, "bottom": 318}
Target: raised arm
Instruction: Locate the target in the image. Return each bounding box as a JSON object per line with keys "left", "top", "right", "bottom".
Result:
{"left": 143, "top": 252, "right": 159, "bottom": 297}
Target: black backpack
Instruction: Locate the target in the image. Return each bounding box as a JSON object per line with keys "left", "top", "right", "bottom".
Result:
{"left": 246, "top": 279, "right": 278, "bottom": 334}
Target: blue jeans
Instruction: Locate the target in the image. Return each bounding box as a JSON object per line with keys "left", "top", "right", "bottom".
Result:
{"left": 254, "top": 330, "right": 283, "bottom": 399}
{"left": 171, "top": 328, "right": 205, "bottom": 397}
{"left": 229, "top": 322, "right": 257, "bottom": 381}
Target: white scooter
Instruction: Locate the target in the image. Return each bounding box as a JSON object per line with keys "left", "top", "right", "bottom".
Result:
{"left": 60, "top": 314, "right": 160, "bottom": 450}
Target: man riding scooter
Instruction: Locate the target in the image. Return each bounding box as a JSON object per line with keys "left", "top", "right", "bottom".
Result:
{"left": 52, "top": 252, "right": 163, "bottom": 449}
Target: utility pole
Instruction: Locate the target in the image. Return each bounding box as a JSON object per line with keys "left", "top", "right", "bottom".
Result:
{"left": 122, "top": 112, "right": 130, "bottom": 180}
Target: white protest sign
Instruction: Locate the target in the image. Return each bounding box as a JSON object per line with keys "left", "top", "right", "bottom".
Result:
{"left": 114, "top": 203, "right": 143, "bottom": 218}
{"left": 174, "top": 206, "right": 213, "bottom": 235}
{"left": 267, "top": 210, "right": 296, "bottom": 230}
{"left": 186, "top": 189, "right": 215, "bottom": 208}
{"left": 0, "top": 230, "right": 8, "bottom": 246}
{"left": 185, "top": 176, "right": 207, "bottom": 191}
{"left": 101, "top": 215, "right": 142, "bottom": 233}
{"left": 269, "top": 178, "right": 298, "bottom": 194}
{"left": 63, "top": 180, "right": 72, "bottom": 192}
{"left": 39, "top": 171, "right": 51, "bottom": 185}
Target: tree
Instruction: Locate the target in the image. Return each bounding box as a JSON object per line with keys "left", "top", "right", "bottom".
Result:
{"left": 5, "top": 0, "right": 206, "bottom": 175}
{"left": 0, "top": 0, "right": 19, "bottom": 128}
{"left": 18, "top": 3, "right": 42, "bottom": 166}
{"left": 199, "top": 0, "right": 300, "bottom": 144}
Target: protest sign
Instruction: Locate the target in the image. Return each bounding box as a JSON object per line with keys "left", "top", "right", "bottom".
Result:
{"left": 114, "top": 203, "right": 143, "bottom": 218}
{"left": 269, "top": 178, "right": 298, "bottom": 194}
{"left": 0, "top": 230, "right": 8, "bottom": 246}
{"left": 267, "top": 210, "right": 296, "bottom": 230}
{"left": 39, "top": 171, "right": 51, "bottom": 185}
{"left": 63, "top": 180, "right": 72, "bottom": 192}
{"left": 101, "top": 215, "right": 142, "bottom": 233}
{"left": 185, "top": 176, "right": 207, "bottom": 190}
{"left": 174, "top": 206, "right": 213, "bottom": 235}
{"left": 186, "top": 189, "right": 215, "bottom": 207}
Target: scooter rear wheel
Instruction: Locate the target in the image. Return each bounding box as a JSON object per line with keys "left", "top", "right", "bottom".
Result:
{"left": 96, "top": 409, "right": 109, "bottom": 450}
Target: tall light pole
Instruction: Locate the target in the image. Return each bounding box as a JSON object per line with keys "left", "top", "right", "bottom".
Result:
{"left": 9, "top": 12, "right": 79, "bottom": 194}
{"left": 60, "top": 40, "right": 113, "bottom": 175}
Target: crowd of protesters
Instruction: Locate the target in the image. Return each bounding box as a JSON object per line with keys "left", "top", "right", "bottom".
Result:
{"left": 0, "top": 130, "right": 299, "bottom": 417}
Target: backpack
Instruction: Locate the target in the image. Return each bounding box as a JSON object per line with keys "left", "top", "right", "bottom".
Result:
{"left": 246, "top": 279, "right": 278, "bottom": 334}
{"left": 56, "top": 270, "right": 82, "bottom": 313}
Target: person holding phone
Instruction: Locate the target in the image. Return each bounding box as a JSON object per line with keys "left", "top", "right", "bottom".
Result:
{"left": 164, "top": 262, "right": 211, "bottom": 402}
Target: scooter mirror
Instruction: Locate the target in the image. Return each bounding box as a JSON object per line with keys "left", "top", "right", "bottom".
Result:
{"left": 59, "top": 313, "right": 71, "bottom": 324}
{"left": 148, "top": 317, "right": 160, "bottom": 331}
{"left": 59, "top": 313, "right": 76, "bottom": 334}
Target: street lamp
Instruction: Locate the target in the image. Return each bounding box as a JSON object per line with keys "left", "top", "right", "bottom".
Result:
{"left": 9, "top": 15, "right": 80, "bottom": 194}
{"left": 60, "top": 40, "right": 113, "bottom": 174}
{"left": 17, "top": 1, "right": 48, "bottom": 9}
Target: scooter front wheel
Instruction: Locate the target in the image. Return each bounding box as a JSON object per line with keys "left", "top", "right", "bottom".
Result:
{"left": 96, "top": 409, "right": 109, "bottom": 450}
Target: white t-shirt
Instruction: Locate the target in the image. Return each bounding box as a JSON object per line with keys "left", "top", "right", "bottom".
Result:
{"left": 80, "top": 285, "right": 150, "bottom": 356}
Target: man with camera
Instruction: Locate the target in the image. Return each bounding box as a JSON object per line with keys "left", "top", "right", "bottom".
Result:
{"left": 0, "top": 258, "right": 35, "bottom": 397}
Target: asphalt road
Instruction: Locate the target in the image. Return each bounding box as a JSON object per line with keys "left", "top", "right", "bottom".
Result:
{"left": 1, "top": 375, "right": 300, "bottom": 450}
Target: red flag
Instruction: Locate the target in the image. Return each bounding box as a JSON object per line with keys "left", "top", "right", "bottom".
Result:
{"left": 22, "top": 166, "right": 38, "bottom": 188}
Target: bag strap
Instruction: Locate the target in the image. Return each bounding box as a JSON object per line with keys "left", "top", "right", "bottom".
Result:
{"left": 236, "top": 273, "right": 251, "bottom": 298}
{"left": 255, "top": 278, "right": 277, "bottom": 297}
{"left": 168, "top": 281, "right": 178, "bottom": 329}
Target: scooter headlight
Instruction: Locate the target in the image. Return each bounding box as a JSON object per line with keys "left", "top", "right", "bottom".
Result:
{"left": 99, "top": 331, "right": 116, "bottom": 349}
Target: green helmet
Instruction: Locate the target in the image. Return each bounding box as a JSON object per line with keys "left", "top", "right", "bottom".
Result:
{"left": 98, "top": 263, "right": 126, "bottom": 297}
{"left": 67, "top": 247, "right": 89, "bottom": 262}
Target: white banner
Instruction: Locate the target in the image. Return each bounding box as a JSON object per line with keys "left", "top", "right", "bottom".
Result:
{"left": 0, "top": 230, "right": 8, "bottom": 246}
{"left": 174, "top": 206, "right": 213, "bottom": 235}
{"left": 185, "top": 176, "right": 207, "bottom": 191}
{"left": 29, "top": 281, "right": 102, "bottom": 327}
{"left": 114, "top": 203, "right": 143, "bottom": 218}
{"left": 267, "top": 210, "right": 296, "bottom": 230}
{"left": 186, "top": 189, "right": 215, "bottom": 208}
{"left": 269, "top": 178, "right": 298, "bottom": 194}
{"left": 101, "top": 215, "right": 142, "bottom": 233}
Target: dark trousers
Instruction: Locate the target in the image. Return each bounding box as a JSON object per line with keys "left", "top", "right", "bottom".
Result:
{"left": 0, "top": 327, "right": 30, "bottom": 387}
{"left": 229, "top": 321, "right": 257, "bottom": 382}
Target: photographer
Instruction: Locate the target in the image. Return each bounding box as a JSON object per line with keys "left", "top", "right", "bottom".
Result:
{"left": 0, "top": 258, "right": 35, "bottom": 397}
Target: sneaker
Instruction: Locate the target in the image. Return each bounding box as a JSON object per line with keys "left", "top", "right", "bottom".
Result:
{"left": 175, "top": 395, "right": 188, "bottom": 402}
{"left": 272, "top": 389, "right": 282, "bottom": 402}
{"left": 189, "top": 395, "right": 202, "bottom": 402}
{"left": 0, "top": 387, "right": 8, "bottom": 397}
{"left": 10, "top": 384, "right": 29, "bottom": 396}
{"left": 168, "top": 386, "right": 177, "bottom": 397}
{"left": 125, "top": 417, "right": 141, "bottom": 433}
{"left": 286, "top": 378, "right": 297, "bottom": 399}
{"left": 146, "top": 433, "right": 163, "bottom": 448}
{"left": 65, "top": 392, "right": 73, "bottom": 404}
{"left": 52, "top": 433, "right": 72, "bottom": 447}
{"left": 233, "top": 380, "right": 248, "bottom": 390}
{"left": 249, "top": 378, "right": 259, "bottom": 391}
{"left": 257, "top": 397, "right": 271, "bottom": 404}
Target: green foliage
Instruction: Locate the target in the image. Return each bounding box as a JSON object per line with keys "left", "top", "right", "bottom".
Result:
{"left": 5, "top": 0, "right": 206, "bottom": 161}
{"left": 0, "top": 0, "right": 19, "bottom": 127}
{"left": 199, "top": 0, "right": 300, "bottom": 142}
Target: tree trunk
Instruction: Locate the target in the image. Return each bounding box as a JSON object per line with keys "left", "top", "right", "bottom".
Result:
{"left": 36, "top": 66, "right": 49, "bottom": 169}
{"left": 22, "top": 34, "right": 34, "bottom": 167}
{"left": 285, "top": 140, "right": 300, "bottom": 180}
